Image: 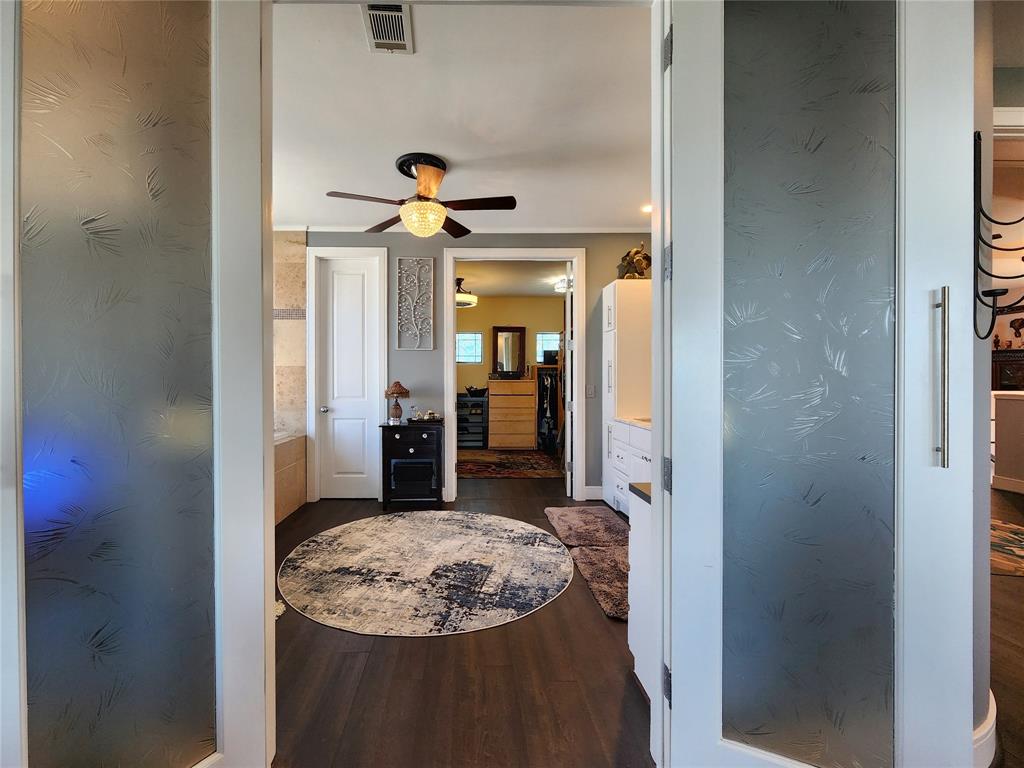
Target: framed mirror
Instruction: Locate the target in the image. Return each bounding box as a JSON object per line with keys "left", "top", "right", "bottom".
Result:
{"left": 492, "top": 325, "right": 526, "bottom": 377}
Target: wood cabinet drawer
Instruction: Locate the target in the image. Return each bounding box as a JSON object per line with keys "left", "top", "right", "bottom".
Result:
{"left": 489, "top": 434, "right": 535, "bottom": 449}
{"left": 490, "top": 420, "right": 534, "bottom": 435}
{"left": 489, "top": 395, "right": 535, "bottom": 410}
{"left": 488, "top": 380, "right": 536, "bottom": 396}
{"left": 490, "top": 409, "right": 535, "bottom": 425}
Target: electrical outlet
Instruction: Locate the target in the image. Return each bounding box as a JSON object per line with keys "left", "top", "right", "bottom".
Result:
{"left": 586, "top": 384, "right": 596, "bottom": 398}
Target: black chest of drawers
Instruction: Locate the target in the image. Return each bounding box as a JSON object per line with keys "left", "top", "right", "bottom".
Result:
{"left": 380, "top": 422, "right": 444, "bottom": 509}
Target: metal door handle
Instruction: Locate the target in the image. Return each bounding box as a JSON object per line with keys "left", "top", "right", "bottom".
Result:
{"left": 934, "top": 286, "right": 949, "bottom": 468}
{"left": 319, "top": 406, "right": 329, "bottom": 413}
{"left": 607, "top": 425, "right": 612, "bottom": 458}
{"left": 607, "top": 361, "right": 613, "bottom": 393}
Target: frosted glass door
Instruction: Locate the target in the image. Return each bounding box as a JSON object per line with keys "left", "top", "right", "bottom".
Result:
{"left": 20, "top": 2, "right": 216, "bottom": 766}
{"left": 721, "top": 3, "right": 896, "bottom": 766}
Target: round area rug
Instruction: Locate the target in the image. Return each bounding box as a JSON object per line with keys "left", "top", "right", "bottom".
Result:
{"left": 277, "top": 510, "right": 574, "bottom": 636}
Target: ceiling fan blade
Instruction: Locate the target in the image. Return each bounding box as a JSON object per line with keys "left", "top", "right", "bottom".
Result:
{"left": 441, "top": 196, "right": 517, "bottom": 211}
{"left": 415, "top": 164, "right": 446, "bottom": 199}
{"left": 442, "top": 216, "right": 471, "bottom": 239}
{"left": 365, "top": 214, "right": 402, "bottom": 234}
{"left": 327, "top": 191, "right": 403, "bottom": 206}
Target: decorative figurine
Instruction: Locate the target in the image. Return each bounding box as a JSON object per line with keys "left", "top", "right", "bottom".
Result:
{"left": 617, "top": 241, "right": 652, "bottom": 279}
{"left": 994, "top": 334, "right": 1002, "bottom": 350}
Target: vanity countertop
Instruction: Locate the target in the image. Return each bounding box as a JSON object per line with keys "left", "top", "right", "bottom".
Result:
{"left": 629, "top": 482, "right": 652, "bottom": 504}
{"left": 617, "top": 417, "right": 652, "bottom": 430}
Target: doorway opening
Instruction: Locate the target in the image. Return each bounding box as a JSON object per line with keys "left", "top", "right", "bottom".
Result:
{"left": 442, "top": 249, "right": 586, "bottom": 501}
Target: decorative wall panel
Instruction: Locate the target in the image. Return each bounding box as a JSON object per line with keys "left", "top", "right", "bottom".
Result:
{"left": 395, "top": 256, "right": 434, "bottom": 350}
{"left": 722, "top": 3, "right": 896, "bottom": 766}
{"left": 20, "top": 2, "right": 215, "bottom": 766}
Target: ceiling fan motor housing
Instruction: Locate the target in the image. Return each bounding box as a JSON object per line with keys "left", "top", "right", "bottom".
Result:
{"left": 395, "top": 152, "right": 447, "bottom": 179}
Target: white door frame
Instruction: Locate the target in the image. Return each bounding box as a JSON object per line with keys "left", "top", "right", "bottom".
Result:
{"left": 305, "top": 247, "right": 389, "bottom": 503}
{"left": 666, "top": 2, "right": 976, "bottom": 767}
{"left": 442, "top": 248, "right": 586, "bottom": 502}
{"left": 1, "top": 3, "right": 275, "bottom": 767}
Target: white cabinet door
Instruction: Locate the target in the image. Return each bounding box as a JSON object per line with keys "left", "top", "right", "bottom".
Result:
{"left": 603, "top": 282, "right": 616, "bottom": 331}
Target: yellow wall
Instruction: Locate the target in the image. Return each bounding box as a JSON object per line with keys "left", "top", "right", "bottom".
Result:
{"left": 456, "top": 296, "right": 565, "bottom": 390}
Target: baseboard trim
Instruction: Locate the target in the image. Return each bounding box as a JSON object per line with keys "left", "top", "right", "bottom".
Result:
{"left": 992, "top": 475, "right": 1024, "bottom": 495}
{"left": 975, "top": 690, "right": 998, "bottom": 768}
{"left": 581, "top": 485, "right": 604, "bottom": 501}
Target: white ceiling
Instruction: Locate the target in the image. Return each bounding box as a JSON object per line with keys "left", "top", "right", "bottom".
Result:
{"left": 272, "top": 3, "right": 651, "bottom": 233}
{"left": 456, "top": 260, "right": 567, "bottom": 296}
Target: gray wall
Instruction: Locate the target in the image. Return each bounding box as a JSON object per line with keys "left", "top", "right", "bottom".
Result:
{"left": 307, "top": 231, "right": 650, "bottom": 488}
{"left": 995, "top": 67, "right": 1024, "bottom": 106}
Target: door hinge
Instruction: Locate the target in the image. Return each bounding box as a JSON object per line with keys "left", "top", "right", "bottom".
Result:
{"left": 662, "top": 24, "right": 673, "bottom": 71}
{"left": 566, "top": 399, "right": 574, "bottom": 413}
{"left": 663, "top": 663, "right": 672, "bottom": 708}
{"left": 566, "top": 460, "right": 574, "bottom": 473}
{"left": 663, "top": 242, "right": 673, "bottom": 282}
{"left": 662, "top": 456, "right": 672, "bottom": 493}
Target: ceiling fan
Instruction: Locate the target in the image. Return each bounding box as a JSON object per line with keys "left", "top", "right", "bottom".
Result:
{"left": 326, "top": 152, "right": 516, "bottom": 239}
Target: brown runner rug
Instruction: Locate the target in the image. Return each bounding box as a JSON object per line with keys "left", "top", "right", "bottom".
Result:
{"left": 543, "top": 505, "right": 630, "bottom": 547}
{"left": 570, "top": 546, "right": 629, "bottom": 621}
{"left": 457, "top": 449, "right": 563, "bottom": 479}
{"left": 544, "top": 505, "right": 629, "bottom": 620}
{"left": 992, "top": 519, "right": 1024, "bottom": 576}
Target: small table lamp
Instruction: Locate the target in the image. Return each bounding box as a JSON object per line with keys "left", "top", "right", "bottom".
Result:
{"left": 384, "top": 381, "right": 410, "bottom": 425}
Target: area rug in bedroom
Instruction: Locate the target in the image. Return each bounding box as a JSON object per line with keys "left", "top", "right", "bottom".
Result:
{"left": 277, "top": 510, "right": 573, "bottom": 636}
{"left": 457, "top": 449, "right": 563, "bottom": 479}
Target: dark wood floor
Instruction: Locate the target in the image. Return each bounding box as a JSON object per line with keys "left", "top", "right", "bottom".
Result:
{"left": 273, "top": 478, "right": 654, "bottom": 768}
{"left": 992, "top": 489, "right": 1024, "bottom": 768}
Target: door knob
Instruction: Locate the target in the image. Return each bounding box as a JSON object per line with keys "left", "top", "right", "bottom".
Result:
{"left": 319, "top": 406, "right": 329, "bottom": 413}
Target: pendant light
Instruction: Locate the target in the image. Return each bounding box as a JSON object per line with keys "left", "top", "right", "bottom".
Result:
{"left": 455, "top": 277, "right": 478, "bottom": 308}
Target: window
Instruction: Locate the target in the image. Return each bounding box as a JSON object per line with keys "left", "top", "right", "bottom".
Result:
{"left": 456, "top": 332, "right": 483, "bottom": 363}
{"left": 536, "top": 332, "right": 561, "bottom": 362}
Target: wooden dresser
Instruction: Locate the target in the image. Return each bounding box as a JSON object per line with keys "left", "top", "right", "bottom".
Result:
{"left": 488, "top": 379, "right": 537, "bottom": 449}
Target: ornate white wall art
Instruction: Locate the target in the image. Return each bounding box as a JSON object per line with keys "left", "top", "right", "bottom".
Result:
{"left": 395, "top": 257, "right": 434, "bottom": 350}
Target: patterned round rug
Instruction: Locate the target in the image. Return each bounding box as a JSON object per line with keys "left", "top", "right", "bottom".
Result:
{"left": 277, "top": 510, "right": 574, "bottom": 636}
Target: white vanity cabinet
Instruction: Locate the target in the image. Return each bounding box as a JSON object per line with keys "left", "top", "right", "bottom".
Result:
{"left": 627, "top": 483, "right": 660, "bottom": 703}
{"left": 601, "top": 279, "right": 653, "bottom": 512}
{"left": 605, "top": 421, "right": 652, "bottom": 514}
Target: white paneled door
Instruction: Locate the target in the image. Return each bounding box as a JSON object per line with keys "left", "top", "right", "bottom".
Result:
{"left": 315, "top": 250, "right": 385, "bottom": 499}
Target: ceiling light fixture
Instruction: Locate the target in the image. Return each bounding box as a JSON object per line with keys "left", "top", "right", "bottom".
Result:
{"left": 455, "top": 277, "right": 478, "bottom": 308}
{"left": 641, "top": 204, "right": 653, "bottom": 215}
{"left": 400, "top": 198, "right": 447, "bottom": 237}
{"left": 553, "top": 278, "right": 568, "bottom": 294}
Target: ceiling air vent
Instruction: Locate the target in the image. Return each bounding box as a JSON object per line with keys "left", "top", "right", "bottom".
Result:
{"left": 362, "top": 4, "right": 414, "bottom": 55}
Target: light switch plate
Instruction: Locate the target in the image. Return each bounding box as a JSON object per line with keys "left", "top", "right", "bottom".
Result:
{"left": 586, "top": 384, "right": 596, "bottom": 398}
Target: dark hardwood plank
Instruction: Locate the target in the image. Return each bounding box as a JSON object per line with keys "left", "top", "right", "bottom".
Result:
{"left": 993, "top": 489, "right": 1024, "bottom": 768}
{"left": 274, "top": 478, "right": 653, "bottom": 768}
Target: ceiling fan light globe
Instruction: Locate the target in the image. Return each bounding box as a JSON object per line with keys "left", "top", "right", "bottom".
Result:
{"left": 399, "top": 199, "right": 447, "bottom": 237}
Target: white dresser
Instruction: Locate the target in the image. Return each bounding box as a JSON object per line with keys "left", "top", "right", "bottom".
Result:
{"left": 601, "top": 279, "right": 653, "bottom": 514}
